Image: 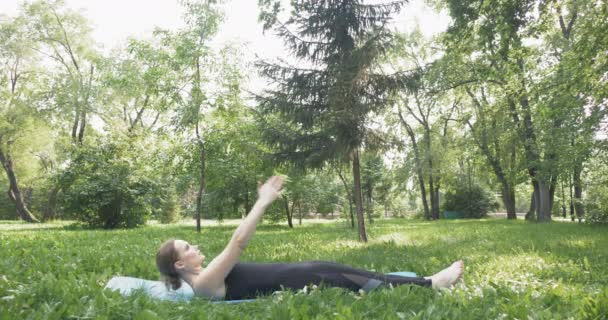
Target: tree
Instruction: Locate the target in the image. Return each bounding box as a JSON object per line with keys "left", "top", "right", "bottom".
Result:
{"left": 438, "top": 0, "right": 607, "bottom": 221}
{"left": 165, "top": 0, "right": 225, "bottom": 232}
{"left": 384, "top": 30, "right": 460, "bottom": 220}
{"left": 257, "top": 0, "right": 412, "bottom": 241}
{"left": 103, "top": 37, "right": 179, "bottom": 134}
{"left": 460, "top": 82, "right": 524, "bottom": 219}
{"left": 0, "top": 14, "right": 43, "bottom": 222}
{"left": 361, "top": 152, "right": 388, "bottom": 223}
{"left": 203, "top": 88, "right": 270, "bottom": 220}
{"left": 333, "top": 162, "right": 355, "bottom": 228}
{"left": 280, "top": 170, "right": 311, "bottom": 228}
{"left": 540, "top": 0, "right": 608, "bottom": 221}
{"left": 396, "top": 92, "right": 456, "bottom": 220}
{"left": 19, "top": 0, "right": 103, "bottom": 220}
{"left": 25, "top": 0, "right": 100, "bottom": 144}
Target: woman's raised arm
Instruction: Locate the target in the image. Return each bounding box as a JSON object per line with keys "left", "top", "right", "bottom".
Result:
{"left": 192, "top": 176, "right": 284, "bottom": 295}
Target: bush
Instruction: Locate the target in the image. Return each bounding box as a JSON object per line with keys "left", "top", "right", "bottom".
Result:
{"left": 585, "top": 208, "right": 608, "bottom": 224}
{"left": 585, "top": 188, "right": 608, "bottom": 224}
{"left": 0, "top": 192, "right": 16, "bottom": 220}
{"left": 412, "top": 208, "right": 428, "bottom": 220}
{"left": 442, "top": 184, "right": 499, "bottom": 218}
{"left": 584, "top": 194, "right": 608, "bottom": 225}
{"left": 59, "top": 139, "right": 159, "bottom": 229}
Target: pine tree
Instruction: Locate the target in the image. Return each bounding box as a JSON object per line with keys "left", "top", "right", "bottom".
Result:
{"left": 257, "top": 0, "right": 414, "bottom": 241}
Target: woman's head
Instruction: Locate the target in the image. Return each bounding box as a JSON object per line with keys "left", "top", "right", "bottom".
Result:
{"left": 156, "top": 239, "right": 205, "bottom": 290}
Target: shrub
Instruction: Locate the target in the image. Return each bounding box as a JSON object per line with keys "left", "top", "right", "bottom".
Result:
{"left": 59, "top": 139, "right": 159, "bottom": 229}
{"left": 585, "top": 208, "right": 608, "bottom": 224}
{"left": 0, "top": 193, "right": 16, "bottom": 220}
{"left": 584, "top": 188, "right": 608, "bottom": 224}
{"left": 442, "top": 184, "right": 499, "bottom": 218}
{"left": 584, "top": 192, "right": 608, "bottom": 225}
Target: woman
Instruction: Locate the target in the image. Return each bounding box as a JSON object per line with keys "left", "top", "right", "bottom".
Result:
{"left": 156, "top": 176, "right": 463, "bottom": 300}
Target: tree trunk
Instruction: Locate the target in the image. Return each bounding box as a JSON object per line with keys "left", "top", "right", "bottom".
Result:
{"left": 0, "top": 148, "right": 38, "bottom": 222}
{"left": 284, "top": 197, "right": 293, "bottom": 228}
{"left": 352, "top": 149, "right": 368, "bottom": 242}
{"left": 193, "top": 53, "right": 204, "bottom": 232}
{"left": 435, "top": 180, "right": 441, "bottom": 219}
{"left": 336, "top": 164, "right": 355, "bottom": 229}
{"left": 298, "top": 201, "right": 302, "bottom": 225}
{"left": 290, "top": 200, "right": 295, "bottom": 227}
{"left": 423, "top": 123, "right": 440, "bottom": 220}
{"left": 549, "top": 177, "right": 557, "bottom": 217}
{"left": 399, "top": 112, "right": 430, "bottom": 219}
{"left": 417, "top": 175, "right": 430, "bottom": 219}
{"left": 525, "top": 191, "right": 536, "bottom": 221}
{"left": 348, "top": 196, "right": 354, "bottom": 228}
{"left": 195, "top": 141, "right": 206, "bottom": 233}
{"left": 501, "top": 183, "right": 517, "bottom": 219}
{"left": 366, "top": 191, "right": 373, "bottom": 224}
{"left": 569, "top": 174, "right": 575, "bottom": 221}
{"left": 573, "top": 164, "right": 585, "bottom": 222}
{"left": 43, "top": 185, "right": 60, "bottom": 221}
{"left": 534, "top": 180, "right": 552, "bottom": 222}
{"left": 518, "top": 93, "right": 554, "bottom": 222}
{"left": 427, "top": 153, "right": 439, "bottom": 219}
{"left": 77, "top": 110, "right": 86, "bottom": 143}
{"left": 428, "top": 176, "right": 439, "bottom": 220}
{"left": 244, "top": 189, "right": 250, "bottom": 218}
{"left": 71, "top": 109, "right": 80, "bottom": 142}
{"left": 560, "top": 179, "right": 567, "bottom": 218}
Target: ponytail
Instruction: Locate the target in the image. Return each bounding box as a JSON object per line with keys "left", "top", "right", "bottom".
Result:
{"left": 156, "top": 239, "right": 182, "bottom": 291}
{"left": 161, "top": 273, "right": 182, "bottom": 290}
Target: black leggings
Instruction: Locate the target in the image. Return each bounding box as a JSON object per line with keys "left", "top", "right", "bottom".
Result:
{"left": 224, "top": 261, "right": 431, "bottom": 300}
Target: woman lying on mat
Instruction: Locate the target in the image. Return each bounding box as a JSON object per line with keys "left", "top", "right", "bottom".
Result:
{"left": 156, "top": 176, "right": 464, "bottom": 300}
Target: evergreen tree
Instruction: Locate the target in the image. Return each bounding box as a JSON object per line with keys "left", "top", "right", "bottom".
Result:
{"left": 257, "top": 0, "right": 414, "bottom": 241}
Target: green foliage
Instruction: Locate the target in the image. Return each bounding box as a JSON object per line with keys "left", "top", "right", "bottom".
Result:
{"left": 579, "top": 287, "right": 608, "bottom": 320}
{"left": 256, "top": 1, "right": 408, "bottom": 168}
{"left": 0, "top": 191, "right": 15, "bottom": 220}
{"left": 437, "top": 0, "right": 608, "bottom": 221}
{"left": 578, "top": 147, "right": 608, "bottom": 224}
{"left": 59, "top": 138, "right": 159, "bottom": 228}
{"left": 1, "top": 219, "right": 607, "bottom": 319}
{"left": 585, "top": 208, "right": 608, "bottom": 225}
{"left": 361, "top": 154, "right": 386, "bottom": 200}
{"left": 442, "top": 183, "right": 499, "bottom": 218}
{"left": 584, "top": 182, "right": 608, "bottom": 224}
{"left": 159, "top": 187, "right": 181, "bottom": 224}
{"left": 202, "top": 105, "right": 270, "bottom": 219}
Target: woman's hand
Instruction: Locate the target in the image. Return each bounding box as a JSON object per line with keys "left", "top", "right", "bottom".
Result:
{"left": 257, "top": 176, "right": 285, "bottom": 206}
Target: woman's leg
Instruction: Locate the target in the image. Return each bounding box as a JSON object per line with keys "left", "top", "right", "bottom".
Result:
{"left": 278, "top": 261, "right": 432, "bottom": 292}
{"left": 225, "top": 261, "right": 463, "bottom": 299}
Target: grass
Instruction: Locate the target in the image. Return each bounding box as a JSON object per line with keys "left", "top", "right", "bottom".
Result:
{"left": 1, "top": 218, "right": 607, "bottom": 319}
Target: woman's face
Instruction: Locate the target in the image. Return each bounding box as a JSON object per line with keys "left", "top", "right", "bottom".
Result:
{"left": 174, "top": 240, "right": 205, "bottom": 271}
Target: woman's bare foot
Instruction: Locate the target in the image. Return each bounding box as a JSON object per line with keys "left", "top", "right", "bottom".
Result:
{"left": 425, "top": 260, "right": 464, "bottom": 289}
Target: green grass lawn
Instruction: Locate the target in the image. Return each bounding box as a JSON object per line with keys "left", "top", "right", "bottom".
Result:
{"left": 1, "top": 218, "right": 607, "bottom": 319}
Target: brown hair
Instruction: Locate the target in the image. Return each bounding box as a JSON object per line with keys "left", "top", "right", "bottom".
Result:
{"left": 156, "top": 239, "right": 182, "bottom": 290}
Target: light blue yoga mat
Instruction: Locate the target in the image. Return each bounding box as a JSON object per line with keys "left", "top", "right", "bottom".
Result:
{"left": 105, "top": 271, "right": 417, "bottom": 303}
